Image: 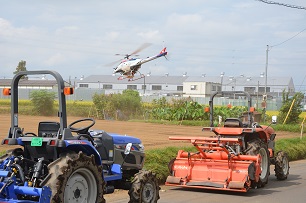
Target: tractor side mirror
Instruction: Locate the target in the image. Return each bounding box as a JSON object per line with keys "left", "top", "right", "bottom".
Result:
{"left": 124, "top": 143, "right": 132, "bottom": 155}
{"left": 272, "top": 115, "right": 277, "bottom": 124}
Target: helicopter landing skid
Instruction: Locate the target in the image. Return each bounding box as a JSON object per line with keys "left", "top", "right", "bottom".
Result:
{"left": 117, "top": 74, "right": 145, "bottom": 81}
{"left": 128, "top": 74, "right": 145, "bottom": 81}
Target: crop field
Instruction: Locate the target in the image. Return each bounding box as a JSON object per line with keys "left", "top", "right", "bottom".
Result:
{"left": 0, "top": 114, "right": 301, "bottom": 153}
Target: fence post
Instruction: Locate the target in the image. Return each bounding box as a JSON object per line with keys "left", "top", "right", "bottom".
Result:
{"left": 301, "top": 116, "right": 306, "bottom": 140}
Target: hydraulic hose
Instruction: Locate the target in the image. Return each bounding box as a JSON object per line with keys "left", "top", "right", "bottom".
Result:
{"left": 12, "top": 163, "right": 25, "bottom": 184}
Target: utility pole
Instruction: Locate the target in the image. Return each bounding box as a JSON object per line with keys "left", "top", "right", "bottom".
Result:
{"left": 265, "top": 45, "right": 269, "bottom": 94}
{"left": 263, "top": 45, "right": 269, "bottom": 122}
{"left": 143, "top": 76, "right": 146, "bottom": 95}
{"left": 220, "top": 72, "right": 225, "bottom": 91}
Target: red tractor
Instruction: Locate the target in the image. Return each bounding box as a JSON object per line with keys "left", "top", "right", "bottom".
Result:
{"left": 166, "top": 91, "right": 289, "bottom": 192}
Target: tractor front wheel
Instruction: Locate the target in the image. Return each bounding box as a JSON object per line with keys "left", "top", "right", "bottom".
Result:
{"left": 128, "top": 170, "right": 160, "bottom": 203}
{"left": 275, "top": 151, "right": 289, "bottom": 180}
{"left": 43, "top": 152, "right": 105, "bottom": 203}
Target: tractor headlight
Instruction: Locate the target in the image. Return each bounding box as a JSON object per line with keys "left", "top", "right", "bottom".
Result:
{"left": 139, "top": 143, "right": 145, "bottom": 152}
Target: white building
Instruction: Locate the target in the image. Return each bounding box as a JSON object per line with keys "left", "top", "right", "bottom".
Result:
{"left": 183, "top": 76, "right": 295, "bottom": 98}
{"left": 1, "top": 74, "right": 294, "bottom": 100}
{"left": 183, "top": 81, "right": 221, "bottom": 98}
{"left": 0, "top": 79, "right": 58, "bottom": 89}
{"left": 76, "top": 75, "right": 186, "bottom": 96}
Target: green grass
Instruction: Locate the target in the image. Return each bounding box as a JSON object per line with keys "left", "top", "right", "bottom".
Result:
{"left": 272, "top": 124, "right": 305, "bottom": 133}
{"left": 144, "top": 146, "right": 195, "bottom": 183}
{"left": 275, "top": 137, "right": 306, "bottom": 161}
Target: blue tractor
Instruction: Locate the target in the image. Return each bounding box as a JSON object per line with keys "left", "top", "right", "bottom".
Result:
{"left": 0, "top": 70, "right": 160, "bottom": 203}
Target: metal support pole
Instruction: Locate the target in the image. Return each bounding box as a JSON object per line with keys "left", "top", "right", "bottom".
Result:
{"left": 263, "top": 45, "right": 269, "bottom": 123}
{"left": 143, "top": 76, "right": 146, "bottom": 95}
{"left": 265, "top": 45, "right": 269, "bottom": 94}
{"left": 257, "top": 81, "right": 259, "bottom": 109}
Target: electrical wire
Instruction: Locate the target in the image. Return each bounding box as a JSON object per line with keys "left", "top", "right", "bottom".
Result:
{"left": 271, "top": 27, "right": 306, "bottom": 48}
{"left": 255, "top": 0, "right": 306, "bottom": 10}
{"left": 297, "top": 75, "right": 306, "bottom": 92}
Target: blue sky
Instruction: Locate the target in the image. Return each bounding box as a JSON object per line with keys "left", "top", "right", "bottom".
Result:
{"left": 1, "top": 0, "right": 305, "bottom": 91}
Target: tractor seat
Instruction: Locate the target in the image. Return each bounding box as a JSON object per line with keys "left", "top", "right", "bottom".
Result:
{"left": 224, "top": 118, "right": 243, "bottom": 128}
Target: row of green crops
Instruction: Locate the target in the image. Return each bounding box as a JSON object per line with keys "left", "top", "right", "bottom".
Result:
{"left": 144, "top": 97, "right": 248, "bottom": 122}
{"left": 147, "top": 101, "right": 208, "bottom": 121}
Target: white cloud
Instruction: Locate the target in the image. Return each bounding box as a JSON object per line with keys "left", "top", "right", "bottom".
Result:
{"left": 55, "top": 26, "right": 80, "bottom": 36}
{"left": 104, "top": 31, "right": 120, "bottom": 41}
{"left": 44, "top": 53, "right": 65, "bottom": 66}
{"left": 137, "top": 30, "right": 161, "bottom": 41}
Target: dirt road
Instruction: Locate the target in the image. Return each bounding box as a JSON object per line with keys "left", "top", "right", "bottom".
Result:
{"left": 0, "top": 114, "right": 300, "bottom": 152}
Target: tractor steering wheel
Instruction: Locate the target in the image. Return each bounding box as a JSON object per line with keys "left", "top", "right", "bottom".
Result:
{"left": 77, "top": 134, "right": 97, "bottom": 147}
{"left": 68, "top": 118, "right": 95, "bottom": 134}
{"left": 252, "top": 122, "right": 263, "bottom": 129}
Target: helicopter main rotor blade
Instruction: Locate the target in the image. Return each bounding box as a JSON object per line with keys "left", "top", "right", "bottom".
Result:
{"left": 104, "top": 58, "right": 122, "bottom": 67}
{"left": 130, "top": 43, "right": 152, "bottom": 55}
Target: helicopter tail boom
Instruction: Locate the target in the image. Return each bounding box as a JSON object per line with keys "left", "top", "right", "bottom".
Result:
{"left": 140, "top": 47, "right": 167, "bottom": 64}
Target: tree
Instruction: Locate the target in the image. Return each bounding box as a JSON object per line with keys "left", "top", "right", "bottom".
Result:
{"left": 30, "top": 90, "right": 56, "bottom": 116}
{"left": 278, "top": 90, "right": 304, "bottom": 124}
{"left": 14, "top": 60, "right": 28, "bottom": 79}
{"left": 92, "top": 90, "right": 143, "bottom": 120}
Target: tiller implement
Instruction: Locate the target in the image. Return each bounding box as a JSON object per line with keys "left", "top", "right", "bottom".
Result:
{"left": 166, "top": 91, "right": 289, "bottom": 192}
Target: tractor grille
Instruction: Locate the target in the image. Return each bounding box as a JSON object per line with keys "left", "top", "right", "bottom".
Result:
{"left": 121, "top": 152, "right": 136, "bottom": 164}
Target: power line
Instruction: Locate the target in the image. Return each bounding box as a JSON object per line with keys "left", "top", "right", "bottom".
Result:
{"left": 255, "top": 0, "right": 306, "bottom": 10}
{"left": 271, "top": 27, "right": 306, "bottom": 48}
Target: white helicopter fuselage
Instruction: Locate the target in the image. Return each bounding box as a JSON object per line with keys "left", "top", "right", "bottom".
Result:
{"left": 114, "top": 58, "right": 142, "bottom": 75}
{"left": 113, "top": 47, "right": 167, "bottom": 77}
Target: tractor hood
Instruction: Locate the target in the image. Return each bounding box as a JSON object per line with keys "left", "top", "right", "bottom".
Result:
{"left": 109, "top": 133, "right": 141, "bottom": 144}
{"left": 89, "top": 130, "right": 142, "bottom": 144}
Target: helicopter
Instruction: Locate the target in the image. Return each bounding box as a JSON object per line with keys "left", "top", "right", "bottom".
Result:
{"left": 111, "top": 44, "right": 168, "bottom": 81}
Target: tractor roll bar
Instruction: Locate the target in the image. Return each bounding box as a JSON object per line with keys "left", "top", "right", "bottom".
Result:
{"left": 209, "top": 91, "right": 253, "bottom": 128}
{"left": 10, "top": 70, "right": 68, "bottom": 135}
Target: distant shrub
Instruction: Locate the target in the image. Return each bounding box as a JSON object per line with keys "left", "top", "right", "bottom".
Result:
{"left": 92, "top": 90, "right": 142, "bottom": 120}
{"left": 30, "top": 90, "right": 56, "bottom": 116}
{"left": 278, "top": 91, "right": 304, "bottom": 124}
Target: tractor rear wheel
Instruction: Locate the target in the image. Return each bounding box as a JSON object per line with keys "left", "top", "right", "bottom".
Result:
{"left": 128, "top": 170, "right": 160, "bottom": 203}
{"left": 275, "top": 151, "right": 289, "bottom": 180}
{"left": 43, "top": 151, "right": 105, "bottom": 203}
{"left": 246, "top": 139, "right": 270, "bottom": 188}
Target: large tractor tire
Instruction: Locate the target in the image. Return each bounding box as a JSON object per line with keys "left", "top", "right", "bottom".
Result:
{"left": 274, "top": 151, "right": 289, "bottom": 180}
{"left": 43, "top": 151, "right": 105, "bottom": 203}
{"left": 246, "top": 139, "right": 270, "bottom": 188}
{"left": 128, "top": 170, "right": 160, "bottom": 203}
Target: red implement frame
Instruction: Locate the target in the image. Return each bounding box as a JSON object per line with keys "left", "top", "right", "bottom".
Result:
{"left": 165, "top": 136, "right": 261, "bottom": 192}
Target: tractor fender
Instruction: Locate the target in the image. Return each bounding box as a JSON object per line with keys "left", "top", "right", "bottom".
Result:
{"left": 257, "top": 131, "right": 268, "bottom": 143}
{"left": 64, "top": 142, "right": 102, "bottom": 166}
